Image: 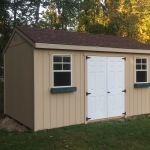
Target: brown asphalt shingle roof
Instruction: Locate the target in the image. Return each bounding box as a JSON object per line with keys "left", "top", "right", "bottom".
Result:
{"left": 17, "top": 26, "right": 150, "bottom": 50}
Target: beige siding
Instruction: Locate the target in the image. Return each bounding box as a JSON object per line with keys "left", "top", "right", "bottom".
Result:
{"left": 8, "top": 32, "right": 26, "bottom": 48}
{"left": 4, "top": 42, "right": 34, "bottom": 129}
{"left": 83, "top": 52, "right": 150, "bottom": 118}
{"left": 125, "top": 55, "right": 130, "bottom": 116}
{"left": 34, "top": 50, "right": 85, "bottom": 131}
{"left": 128, "top": 54, "right": 150, "bottom": 116}
{"left": 34, "top": 49, "right": 150, "bottom": 131}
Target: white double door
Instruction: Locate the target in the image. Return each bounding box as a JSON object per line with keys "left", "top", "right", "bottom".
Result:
{"left": 87, "top": 56, "right": 125, "bottom": 120}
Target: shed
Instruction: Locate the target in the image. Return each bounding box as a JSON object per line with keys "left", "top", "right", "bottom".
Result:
{"left": 4, "top": 26, "right": 150, "bottom": 131}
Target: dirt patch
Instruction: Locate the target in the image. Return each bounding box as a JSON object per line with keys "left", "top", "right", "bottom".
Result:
{"left": 0, "top": 115, "right": 29, "bottom": 132}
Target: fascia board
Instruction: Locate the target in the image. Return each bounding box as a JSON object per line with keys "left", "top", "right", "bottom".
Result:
{"left": 35, "top": 43, "right": 150, "bottom": 54}
{"left": 3, "top": 29, "right": 16, "bottom": 54}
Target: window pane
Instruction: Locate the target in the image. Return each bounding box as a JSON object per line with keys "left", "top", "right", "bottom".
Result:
{"left": 136, "top": 59, "right": 141, "bottom": 63}
{"left": 53, "top": 56, "right": 62, "bottom": 62}
{"left": 63, "top": 56, "right": 71, "bottom": 62}
{"left": 136, "top": 65, "right": 141, "bottom": 69}
{"left": 142, "top": 59, "right": 147, "bottom": 63}
{"left": 142, "top": 65, "right": 147, "bottom": 69}
{"left": 63, "top": 64, "right": 70, "bottom": 70}
{"left": 136, "top": 71, "right": 147, "bottom": 82}
{"left": 54, "top": 72, "right": 71, "bottom": 86}
{"left": 54, "top": 64, "right": 62, "bottom": 70}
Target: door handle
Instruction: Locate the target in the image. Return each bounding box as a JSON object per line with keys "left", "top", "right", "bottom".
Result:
{"left": 107, "top": 91, "right": 110, "bottom": 93}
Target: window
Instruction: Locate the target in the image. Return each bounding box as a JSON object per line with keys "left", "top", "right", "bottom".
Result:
{"left": 136, "top": 58, "right": 147, "bottom": 83}
{"left": 53, "top": 55, "right": 71, "bottom": 87}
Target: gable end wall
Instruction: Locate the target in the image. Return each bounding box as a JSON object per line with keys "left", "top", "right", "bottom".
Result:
{"left": 4, "top": 42, "right": 34, "bottom": 129}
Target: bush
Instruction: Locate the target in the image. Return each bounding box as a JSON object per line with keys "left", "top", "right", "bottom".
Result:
{"left": 0, "top": 82, "right": 4, "bottom": 114}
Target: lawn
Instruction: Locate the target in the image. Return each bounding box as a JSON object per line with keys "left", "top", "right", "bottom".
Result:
{"left": 0, "top": 116, "right": 150, "bottom": 150}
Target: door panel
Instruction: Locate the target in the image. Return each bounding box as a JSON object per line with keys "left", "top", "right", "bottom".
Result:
{"left": 107, "top": 57, "right": 124, "bottom": 117}
{"left": 87, "top": 56, "right": 107, "bottom": 120}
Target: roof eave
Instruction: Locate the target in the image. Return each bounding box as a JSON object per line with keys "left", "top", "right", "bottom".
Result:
{"left": 35, "top": 43, "right": 150, "bottom": 54}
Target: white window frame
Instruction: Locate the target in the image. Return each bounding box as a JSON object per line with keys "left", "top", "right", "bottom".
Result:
{"left": 52, "top": 54, "right": 72, "bottom": 88}
{"left": 135, "top": 57, "right": 148, "bottom": 83}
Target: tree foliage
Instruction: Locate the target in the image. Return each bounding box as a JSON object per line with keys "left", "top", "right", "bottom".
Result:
{"left": 0, "top": 0, "right": 13, "bottom": 66}
{"left": 39, "top": 0, "right": 79, "bottom": 30}
{"left": 78, "top": 0, "right": 150, "bottom": 44}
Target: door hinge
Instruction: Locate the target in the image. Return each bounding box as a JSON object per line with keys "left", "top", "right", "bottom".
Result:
{"left": 86, "top": 92, "right": 91, "bottom": 96}
{"left": 86, "top": 56, "right": 91, "bottom": 60}
{"left": 122, "top": 57, "right": 126, "bottom": 60}
{"left": 86, "top": 117, "right": 91, "bottom": 121}
{"left": 122, "top": 112, "right": 126, "bottom": 115}
{"left": 122, "top": 89, "right": 126, "bottom": 93}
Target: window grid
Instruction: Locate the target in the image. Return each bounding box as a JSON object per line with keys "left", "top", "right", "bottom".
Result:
{"left": 53, "top": 55, "right": 72, "bottom": 87}
{"left": 136, "top": 58, "right": 148, "bottom": 83}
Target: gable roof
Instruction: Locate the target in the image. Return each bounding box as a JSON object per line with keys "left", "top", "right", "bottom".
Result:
{"left": 16, "top": 26, "right": 150, "bottom": 50}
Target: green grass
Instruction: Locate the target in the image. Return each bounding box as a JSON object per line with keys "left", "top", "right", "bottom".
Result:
{"left": 1, "top": 116, "right": 150, "bottom": 150}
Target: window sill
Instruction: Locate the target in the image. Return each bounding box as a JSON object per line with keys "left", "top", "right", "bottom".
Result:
{"left": 51, "top": 87, "right": 77, "bottom": 93}
{"left": 134, "top": 83, "right": 150, "bottom": 88}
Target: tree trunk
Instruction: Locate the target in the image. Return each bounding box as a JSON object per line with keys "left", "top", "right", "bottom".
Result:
{"left": 35, "top": 0, "right": 40, "bottom": 27}
{"left": 14, "top": 0, "right": 17, "bottom": 27}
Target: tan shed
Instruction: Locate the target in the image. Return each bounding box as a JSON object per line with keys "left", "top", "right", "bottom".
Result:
{"left": 4, "top": 26, "right": 150, "bottom": 131}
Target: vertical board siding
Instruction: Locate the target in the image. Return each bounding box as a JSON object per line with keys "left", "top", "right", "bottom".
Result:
{"left": 128, "top": 55, "right": 150, "bottom": 116}
{"left": 56, "top": 94, "right": 64, "bottom": 127}
{"left": 137, "top": 89, "right": 142, "bottom": 115}
{"left": 69, "top": 93, "right": 76, "bottom": 125}
{"left": 34, "top": 50, "right": 150, "bottom": 131}
{"left": 133, "top": 88, "right": 138, "bottom": 116}
{"left": 5, "top": 42, "right": 34, "bottom": 129}
{"left": 43, "top": 51, "right": 50, "bottom": 129}
{"left": 63, "top": 93, "right": 70, "bottom": 126}
{"left": 145, "top": 88, "right": 149, "bottom": 114}
{"left": 141, "top": 89, "right": 146, "bottom": 114}
{"left": 34, "top": 50, "right": 44, "bottom": 131}
{"left": 125, "top": 55, "right": 130, "bottom": 116}
{"left": 80, "top": 52, "right": 85, "bottom": 122}
{"left": 132, "top": 55, "right": 138, "bottom": 116}
{"left": 129, "top": 55, "right": 134, "bottom": 116}
{"left": 49, "top": 54, "right": 57, "bottom": 128}
{"left": 34, "top": 50, "right": 84, "bottom": 130}
{"left": 69, "top": 55, "right": 76, "bottom": 125}
{"left": 75, "top": 53, "right": 81, "bottom": 124}
{"left": 50, "top": 94, "right": 57, "bottom": 128}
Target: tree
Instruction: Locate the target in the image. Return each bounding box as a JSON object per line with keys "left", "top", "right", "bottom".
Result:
{"left": 0, "top": 0, "right": 13, "bottom": 66}
{"left": 39, "top": 0, "right": 79, "bottom": 30}
{"left": 77, "top": 0, "right": 150, "bottom": 44}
